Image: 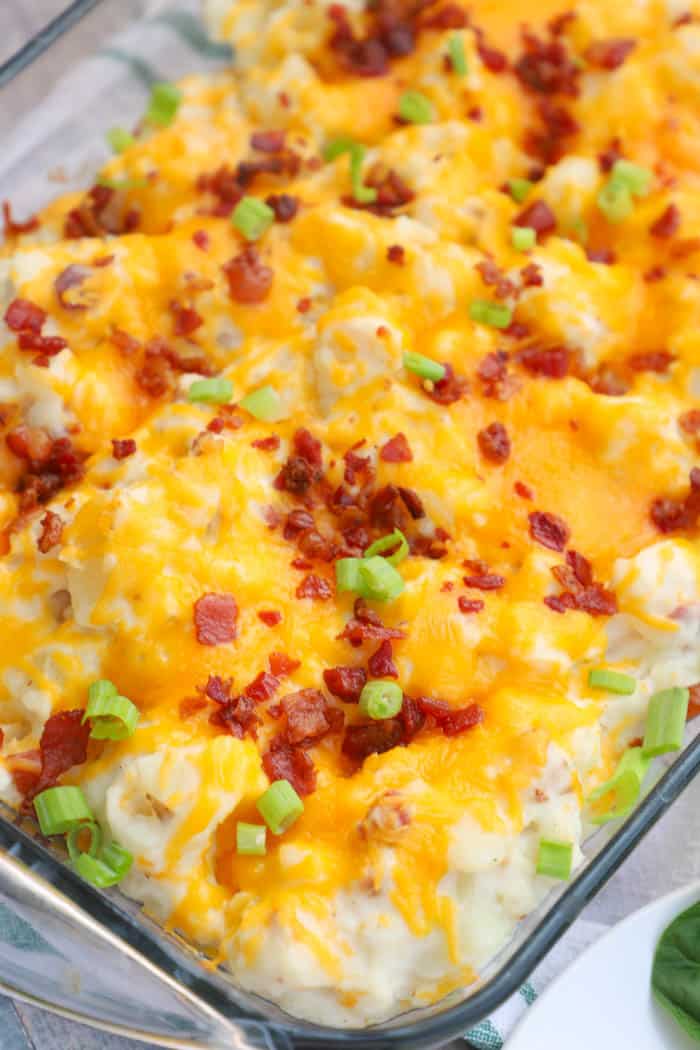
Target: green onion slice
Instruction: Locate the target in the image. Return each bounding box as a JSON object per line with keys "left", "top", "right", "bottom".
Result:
{"left": 238, "top": 385, "right": 282, "bottom": 421}
{"left": 447, "top": 34, "right": 468, "bottom": 75}
{"left": 611, "top": 159, "right": 652, "bottom": 198}
{"left": 363, "top": 529, "right": 409, "bottom": 566}
{"left": 511, "top": 226, "right": 536, "bottom": 251}
{"left": 187, "top": 378, "right": 233, "bottom": 404}
{"left": 34, "top": 786, "right": 93, "bottom": 837}
{"left": 336, "top": 557, "right": 362, "bottom": 593}
{"left": 469, "top": 299, "right": 513, "bottom": 329}
{"left": 358, "top": 556, "right": 405, "bottom": 602}
{"left": 597, "top": 181, "right": 632, "bottom": 224}
{"left": 508, "top": 178, "right": 533, "bottom": 204}
{"left": 145, "top": 82, "right": 182, "bottom": 127}
{"left": 398, "top": 90, "right": 434, "bottom": 125}
{"left": 359, "top": 680, "right": 403, "bottom": 720}
{"left": 106, "top": 127, "right": 135, "bottom": 154}
{"left": 403, "top": 351, "right": 446, "bottom": 381}
{"left": 84, "top": 681, "right": 139, "bottom": 741}
{"left": 236, "top": 822, "right": 267, "bottom": 855}
{"left": 642, "top": 687, "right": 689, "bottom": 759}
{"left": 588, "top": 746, "right": 650, "bottom": 825}
{"left": 536, "top": 839, "right": 573, "bottom": 880}
{"left": 232, "top": 197, "right": 275, "bottom": 242}
{"left": 323, "top": 138, "right": 377, "bottom": 204}
{"left": 588, "top": 668, "right": 636, "bottom": 695}
{"left": 257, "top": 780, "right": 304, "bottom": 835}
{"left": 100, "top": 842, "right": 134, "bottom": 880}
{"left": 67, "top": 821, "right": 103, "bottom": 864}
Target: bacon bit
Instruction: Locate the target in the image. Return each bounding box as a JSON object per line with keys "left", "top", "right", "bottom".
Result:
{"left": 244, "top": 671, "right": 280, "bottom": 703}
{"left": 415, "top": 696, "right": 484, "bottom": 736}
{"left": 477, "top": 40, "right": 508, "bottom": 72}
{"left": 421, "top": 3, "right": 467, "bottom": 29}
{"left": 368, "top": 639, "right": 398, "bottom": 678}
{"left": 342, "top": 720, "right": 404, "bottom": 763}
{"left": 514, "top": 200, "right": 556, "bottom": 241}
{"left": 10, "top": 431, "right": 86, "bottom": 512}
{"left": 398, "top": 486, "right": 425, "bottom": 519}
{"left": 223, "top": 247, "right": 273, "bottom": 304}
{"left": 476, "top": 258, "right": 516, "bottom": 300}
{"left": 627, "top": 351, "right": 675, "bottom": 374}
{"left": 251, "top": 435, "right": 281, "bottom": 452}
{"left": 380, "top": 432, "right": 413, "bottom": 463}
{"left": 192, "top": 230, "right": 210, "bottom": 251}
{"left": 193, "top": 593, "right": 238, "bottom": 645}
{"left": 282, "top": 689, "right": 339, "bottom": 746}
{"left": 339, "top": 599, "right": 407, "bottom": 647}
{"left": 526, "top": 98, "right": 579, "bottom": 165}
{"left": 37, "top": 510, "right": 64, "bottom": 554}
{"left": 269, "top": 651, "right": 301, "bottom": 677}
{"left": 529, "top": 510, "right": 570, "bottom": 551}
{"left": 297, "top": 297, "right": 312, "bottom": 313}
{"left": 346, "top": 165, "right": 415, "bottom": 217}
{"left": 467, "top": 105, "right": 483, "bottom": 121}
{"left": 344, "top": 446, "right": 373, "bottom": 485}
{"left": 180, "top": 695, "right": 208, "bottom": 719}
{"left": 64, "top": 184, "right": 140, "bottom": 239}
{"left": 170, "top": 300, "right": 204, "bottom": 337}
{"left": 28, "top": 709, "right": 91, "bottom": 801}
{"left": 258, "top": 609, "right": 282, "bottom": 627}
{"left": 284, "top": 508, "right": 315, "bottom": 539}
{"left": 275, "top": 428, "right": 323, "bottom": 493}
{"left": 477, "top": 422, "right": 511, "bottom": 464}
{"left": 518, "top": 345, "right": 570, "bottom": 378}
{"left": 587, "top": 363, "right": 629, "bottom": 396}
{"left": 644, "top": 265, "right": 667, "bottom": 283}
{"left": 54, "top": 265, "right": 93, "bottom": 312}
{"left": 649, "top": 203, "right": 681, "bottom": 239}
{"left": 520, "top": 262, "right": 544, "bottom": 287}
{"left": 323, "top": 666, "right": 367, "bottom": 701}
{"left": 387, "top": 244, "right": 405, "bottom": 265}
{"left": 458, "top": 596, "right": 484, "bottom": 613}
{"left": 295, "top": 428, "right": 323, "bottom": 466}
{"left": 210, "top": 694, "right": 260, "bottom": 738}
{"left": 598, "top": 138, "right": 622, "bottom": 173}
{"left": 112, "top": 438, "right": 137, "bottom": 460}
{"left": 110, "top": 328, "right": 141, "bottom": 356}
{"left": 135, "top": 337, "right": 211, "bottom": 398}
{"left": 204, "top": 675, "right": 233, "bottom": 703}
{"left": 5, "top": 298, "right": 46, "bottom": 334}
{"left": 7, "top": 749, "right": 41, "bottom": 797}
{"left": 6, "top": 425, "right": 52, "bottom": 464}
{"left": 514, "top": 480, "right": 534, "bottom": 500}
{"left": 587, "top": 247, "right": 617, "bottom": 264}
{"left": 2, "top": 201, "right": 39, "bottom": 237}
{"left": 263, "top": 735, "right": 316, "bottom": 795}
{"left": 688, "top": 683, "right": 700, "bottom": 720}
{"left": 463, "top": 572, "right": 505, "bottom": 590}
{"left": 476, "top": 351, "right": 518, "bottom": 401}
{"left": 263, "top": 505, "right": 281, "bottom": 529}
{"left": 291, "top": 557, "right": 313, "bottom": 570}
{"left": 251, "top": 130, "right": 286, "bottom": 153}
{"left": 398, "top": 695, "right": 425, "bottom": 742}
{"left": 680, "top": 409, "right": 700, "bottom": 436}
{"left": 514, "top": 26, "right": 580, "bottom": 95}
{"left": 585, "top": 38, "right": 635, "bottom": 70}
{"left": 428, "top": 362, "right": 468, "bottom": 405}
{"left": 296, "top": 573, "right": 333, "bottom": 600}
{"left": 650, "top": 468, "right": 700, "bottom": 533}
{"left": 545, "top": 583, "right": 617, "bottom": 616}
{"left": 265, "top": 193, "right": 299, "bottom": 223}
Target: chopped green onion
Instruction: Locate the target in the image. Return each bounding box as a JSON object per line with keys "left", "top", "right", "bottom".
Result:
{"left": 232, "top": 197, "right": 275, "bottom": 242}
{"left": 597, "top": 180, "right": 632, "bottom": 224}
{"left": 100, "top": 842, "right": 133, "bottom": 881}
{"left": 536, "top": 839, "right": 573, "bottom": 880}
{"left": 187, "top": 378, "right": 233, "bottom": 404}
{"left": 145, "top": 82, "right": 182, "bottom": 127}
{"left": 508, "top": 178, "right": 533, "bottom": 204}
{"left": 236, "top": 822, "right": 267, "bottom": 855}
{"left": 363, "top": 529, "right": 409, "bottom": 566}
{"left": 238, "top": 385, "right": 282, "bottom": 421}
{"left": 359, "top": 680, "right": 403, "bottom": 720}
{"left": 469, "top": 299, "right": 513, "bottom": 329}
{"left": 511, "top": 226, "right": 536, "bottom": 251}
{"left": 73, "top": 850, "right": 129, "bottom": 888}
{"left": 588, "top": 746, "right": 650, "bottom": 824}
{"left": 67, "top": 821, "right": 103, "bottom": 864}
{"left": 398, "top": 90, "right": 434, "bottom": 125}
{"left": 448, "top": 34, "right": 468, "bottom": 75}
{"left": 357, "top": 556, "right": 405, "bottom": 602}
{"left": 336, "top": 557, "right": 362, "bottom": 592}
{"left": 84, "top": 681, "right": 139, "bottom": 741}
{"left": 257, "top": 780, "right": 304, "bottom": 835}
{"left": 588, "top": 668, "right": 636, "bottom": 695}
{"left": 34, "top": 786, "right": 93, "bottom": 837}
{"left": 611, "top": 159, "right": 652, "bottom": 198}
{"left": 106, "top": 127, "right": 135, "bottom": 154}
{"left": 403, "top": 351, "right": 446, "bottom": 382}
{"left": 323, "top": 138, "right": 377, "bottom": 204}
{"left": 642, "top": 687, "right": 689, "bottom": 759}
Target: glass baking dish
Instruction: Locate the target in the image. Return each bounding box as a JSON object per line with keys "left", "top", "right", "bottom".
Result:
{"left": 1, "top": 2, "right": 700, "bottom": 1047}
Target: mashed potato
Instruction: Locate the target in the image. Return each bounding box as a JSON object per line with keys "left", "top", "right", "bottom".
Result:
{"left": 0, "top": 0, "right": 699, "bottom": 1027}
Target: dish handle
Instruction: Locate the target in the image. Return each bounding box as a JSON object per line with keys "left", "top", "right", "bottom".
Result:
{"left": 0, "top": 844, "right": 293, "bottom": 1049}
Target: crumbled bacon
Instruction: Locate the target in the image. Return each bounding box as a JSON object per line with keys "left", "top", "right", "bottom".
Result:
{"left": 10, "top": 431, "right": 86, "bottom": 513}
{"left": 585, "top": 38, "right": 635, "bottom": 70}
{"left": 258, "top": 609, "right": 282, "bottom": 627}
{"left": 296, "top": 574, "right": 333, "bottom": 600}
{"left": 476, "top": 351, "right": 519, "bottom": 401}
{"left": 37, "top": 510, "right": 64, "bottom": 554}
{"left": 598, "top": 137, "right": 622, "bottom": 173}
{"left": 476, "top": 258, "right": 516, "bottom": 300}
{"left": 387, "top": 244, "right": 405, "bottom": 265}
{"left": 265, "top": 193, "right": 299, "bottom": 223}
{"left": 192, "top": 229, "right": 210, "bottom": 251}
{"left": 251, "top": 130, "right": 286, "bottom": 153}
{"left": 323, "top": 665, "right": 367, "bottom": 701}
{"left": 346, "top": 165, "right": 414, "bottom": 216}
{"left": 136, "top": 336, "right": 211, "bottom": 398}
{"left": 342, "top": 719, "right": 404, "bottom": 763}
{"left": 28, "top": 709, "right": 91, "bottom": 801}
{"left": 463, "top": 572, "right": 505, "bottom": 590}
{"left": 170, "top": 300, "right": 204, "bottom": 337}
{"left": 518, "top": 345, "right": 570, "bottom": 378}
{"left": 415, "top": 696, "right": 484, "bottom": 736}
{"left": 427, "top": 362, "right": 468, "bottom": 404}
{"left": 650, "top": 468, "right": 700, "bottom": 533}
{"left": 112, "top": 438, "right": 137, "bottom": 460}
{"left": 297, "top": 296, "right": 312, "bottom": 313}
{"left": 269, "top": 651, "right": 301, "bottom": 677}
{"left": 205, "top": 675, "right": 233, "bottom": 704}
{"left": 477, "top": 39, "right": 508, "bottom": 72}
{"left": 5, "top": 298, "right": 46, "bottom": 334}
{"left": 223, "top": 247, "right": 273, "bottom": 304}
{"left": 529, "top": 510, "right": 570, "bottom": 551}
{"left": 398, "top": 486, "right": 425, "bottom": 519}
{"left": 284, "top": 508, "right": 315, "bottom": 539}
{"left": 368, "top": 639, "right": 398, "bottom": 678}
{"left": 520, "top": 262, "right": 544, "bottom": 287}
{"left": 458, "top": 596, "right": 484, "bottom": 613}
{"left": 2, "top": 201, "right": 39, "bottom": 237}
{"left": 587, "top": 363, "right": 629, "bottom": 396}
{"left": 514, "top": 200, "right": 556, "bottom": 241}
{"left": 688, "top": 683, "right": 700, "bottom": 720}
{"left": 344, "top": 446, "right": 373, "bottom": 485}
{"left": 6, "top": 425, "right": 52, "bottom": 464}
{"left": 193, "top": 593, "right": 238, "bottom": 645}
{"left": 586, "top": 247, "right": 617, "bottom": 264}
{"left": 680, "top": 409, "right": 700, "bottom": 437}
{"left": 339, "top": 598, "right": 407, "bottom": 647}
{"left": 649, "top": 203, "right": 680, "bottom": 239}
{"left": 627, "top": 351, "right": 674, "bottom": 373}
{"left": 244, "top": 671, "right": 280, "bottom": 703}
{"left": 526, "top": 98, "right": 579, "bottom": 165}
{"left": 282, "top": 689, "right": 339, "bottom": 745}
{"left": 251, "top": 435, "right": 281, "bottom": 452}
{"left": 179, "top": 695, "right": 208, "bottom": 719}
{"left": 263, "top": 735, "right": 316, "bottom": 795}
{"left": 210, "top": 694, "right": 260, "bottom": 738}
{"left": 64, "top": 184, "right": 140, "bottom": 239}
{"left": 514, "top": 26, "right": 580, "bottom": 95}
{"left": 477, "top": 422, "right": 511, "bottom": 464}
{"left": 380, "top": 433, "right": 413, "bottom": 463}
{"left": 514, "top": 480, "right": 534, "bottom": 500}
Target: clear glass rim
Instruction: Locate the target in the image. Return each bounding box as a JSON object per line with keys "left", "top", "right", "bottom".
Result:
{"left": 0, "top": 0, "right": 106, "bottom": 89}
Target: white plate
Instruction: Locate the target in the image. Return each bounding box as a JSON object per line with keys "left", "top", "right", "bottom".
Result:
{"left": 508, "top": 881, "right": 700, "bottom": 1050}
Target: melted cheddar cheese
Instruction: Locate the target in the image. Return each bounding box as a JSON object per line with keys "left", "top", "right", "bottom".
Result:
{"left": 1, "top": 0, "right": 699, "bottom": 1027}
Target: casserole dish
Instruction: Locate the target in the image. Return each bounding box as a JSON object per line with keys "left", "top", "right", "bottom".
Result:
{"left": 1, "top": 1, "right": 700, "bottom": 1047}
